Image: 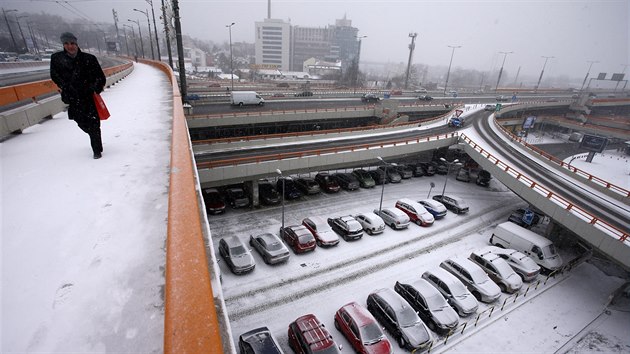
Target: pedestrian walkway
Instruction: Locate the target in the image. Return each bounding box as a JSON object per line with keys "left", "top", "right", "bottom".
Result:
{"left": 2, "top": 63, "right": 172, "bottom": 352}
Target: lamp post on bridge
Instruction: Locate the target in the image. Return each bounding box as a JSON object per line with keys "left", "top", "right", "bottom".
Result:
{"left": 534, "top": 56, "right": 554, "bottom": 93}
{"left": 443, "top": 45, "right": 461, "bottom": 96}
{"left": 133, "top": 8, "right": 154, "bottom": 60}
{"left": 123, "top": 24, "right": 138, "bottom": 57}
{"left": 494, "top": 51, "right": 513, "bottom": 92}
{"left": 127, "top": 19, "right": 145, "bottom": 58}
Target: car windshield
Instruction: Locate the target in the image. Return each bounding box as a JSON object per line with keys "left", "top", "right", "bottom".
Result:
{"left": 360, "top": 322, "right": 385, "bottom": 345}
{"left": 230, "top": 245, "right": 247, "bottom": 256}
{"left": 397, "top": 306, "right": 421, "bottom": 327}
{"left": 468, "top": 267, "right": 490, "bottom": 284}
{"left": 451, "top": 281, "right": 470, "bottom": 299}
{"left": 544, "top": 244, "right": 558, "bottom": 256}
{"left": 494, "top": 259, "right": 516, "bottom": 277}
{"left": 265, "top": 239, "right": 283, "bottom": 251}
{"left": 426, "top": 293, "right": 448, "bottom": 311}
{"left": 298, "top": 234, "right": 314, "bottom": 243}
{"left": 230, "top": 189, "right": 244, "bottom": 198}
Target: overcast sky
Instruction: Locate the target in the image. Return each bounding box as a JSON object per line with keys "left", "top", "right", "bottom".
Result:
{"left": 7, "top": 0, "right": 629, "bottom": 78}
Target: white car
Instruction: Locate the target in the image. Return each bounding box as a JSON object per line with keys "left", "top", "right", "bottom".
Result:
{"left": 484, "top": 246, "right": 541, "bottom": 282}
{"left": 373, "top": 207, "right": 410, "bottom": 230}
{"left": 469, "top": 249, "right": 523, "bottom": 293}
{"left": 440, "top": 257, "right": 501, "bottom": 303}
{"left": 354, "top": 212, "right": 386, "bottom": 235}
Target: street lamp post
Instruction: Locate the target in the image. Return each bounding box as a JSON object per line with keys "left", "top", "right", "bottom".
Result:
{"left": 133, "top": 8, "right": 154, "bottom": 60}
{"left": 354, "top": 35, "right": 367, "bottom": 91}
{"left": 276, "top": 169, "right": 285, "bottom": 231}
{"left": 122, "top": 25, "right": 130, "bottom": 56}
{"left": 123, "top": 24, "right": 138, "bottom": 57}
{"left": 128, "top": 19, "right": 145, "bottom": 58}
{"left": 160, "top": 0, "right": 174, "bottom": 69}
{"left": 146, "top": 0, "right": 161, "bottom": 61}
{"left": 534, "top": 56, "right": 554, "bottom": 93}
{"left": 580, "top": 60, "right": 598, "bottom": 92}
{"left": 443, "top": 45, "right": 461, "bottom": 96}
{"left": 376, "top": 157, "right": 394, "bottom": 214}
{"left": 439, "top": 158, "right": 461, "bottom": 196}
{"left": 494, "top": 51, "right": 513, "bottom": 92}
{"left": 16, "top": 15, "right": 28, "bottom": 53}
{"left": 226, "top": 22, "right": 235, "bottom": 91}
{"left": 2, "top": 8, "right": 19, "bottom": 53}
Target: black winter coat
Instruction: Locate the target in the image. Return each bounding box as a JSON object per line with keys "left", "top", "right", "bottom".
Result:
{"left": 50, "top": 48, "right": 106, "bottom": 107}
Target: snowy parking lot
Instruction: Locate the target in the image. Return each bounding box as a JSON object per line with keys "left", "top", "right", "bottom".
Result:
{"left": 208, "top": 169, "right": 629, "bottom": 353}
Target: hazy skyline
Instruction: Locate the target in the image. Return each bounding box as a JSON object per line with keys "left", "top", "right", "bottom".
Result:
{"left": 6, "top": 0, "right": 629, "bottom": 80}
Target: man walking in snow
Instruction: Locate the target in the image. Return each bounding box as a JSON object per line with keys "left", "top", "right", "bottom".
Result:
{"left": 50, "top": 32, "right": 106, "bottom": 159}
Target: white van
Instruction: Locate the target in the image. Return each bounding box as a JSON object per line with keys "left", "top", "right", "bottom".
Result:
{"left": 231, "top": 91, "right": 265, "bottom": 106}
{"left": 489, "top": 222, "right": 563, "bottom": 272}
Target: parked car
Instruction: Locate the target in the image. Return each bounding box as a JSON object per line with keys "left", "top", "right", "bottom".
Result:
{"left": 366, "top": 288, "right": 433, "bottom": 351}
{"left": 208, "top": 82, "right": 221, "bottom": 87}
{"left": 395, "top": 198, "right": 434, "bottom": 226}
{"left": 239, "top": 326, "right": 285, "bottom": 354}
{"left": 455, "top": 168, "right": 470, "bottom": 182}
{"left": 484, "top": 104, "right": 496, "bottom": 111}
{"left": 419, "top": 162, "right": 437, "bottom": 176}
{"left": 332, "top": 173, "right": 360, "bottom": 191}
{"left": 422, "top": 268, "right": 479, "bottom": 316}
{"left": 435, "top": 162, "right": 449, "bottom": 175}
{"left": 361, "top": 93, "right": 380, "bottom": 103}
{"left": 288, "top": 314, "right": 341, "bottom": 354}
{"left": 417, "top": 95, "right": 433, "bottom": 101}
{"left": 406, "top": 163, "right": 425, "bottom": 177}
{"left": 225, "top": 187, "right": 250, "bottom": 208}
{"left": 393, "top": 165, "right": 413, "bottom": 179}
{"left": 507, "top": 208, "right": 542, "bottom": 228}
{"left": 276, "top": 82, "right": 290, "bottom": 88}
{"left": 218, "top": 236, "right": 256, "bottom": 275}
{"left": 390, "top": 89, "right": 403, "bottom": 95}
{"left": 280, "top": 225, "right": 317, "bottom": 254}
{"left": 354, "top": 212, "right": 386, "bottom": 235}
{"left": 476, "top": 169, "right": 492, "bottom": 186}
{"left": 377, "top": 166, "right": 402, "bottom": 183}
{"left": 418, "top": 199, "right": 447, "bottom": 219}
{"left": 276, "top": 177, "right": 303, "bottom": 200}
{"left": 334, "top": 302, "right": 392, "bottom": 354}
{"left": 484, "top": 246, "right": 541, "bottom": 282}
{"left": 315, "top": 172, "right": 341, "bottom": 193}
{"left": 249, "top": 232, "right": 290, "bottom": 264}
{"left": 440, "top": 257, "right": 501, "bottom": 303}
{"left": 373, "top": 207, "right": 410, "bottom": 230}
{"left": 368, "top": 169, "right": 388, "bottom": 185}
{"left": 302, "top": 216, "right": 340, "bottom": 247}
{"left": 295, "top": 177, "right": 321, "bottom": 195}
{"left": 432, "top": 195, "right": 469, "bottom": 214}
{"left": 202, "top": 188, "right": 226, "bottom": 214}
{"left": 295, "top": 91, "right": 313, "bottom": 97}
{"left": 352, "top": 169, "right": 376, "bottom": 188}
{"left": 394, "top": 279, "right": 459, "bottom": 334}
{"left": 413, "top": 88, "right": 428, "bottom": 94}
{"left": 258, "top": 180, "right": 281, "bottom": 205}
{"left": 327, "top": 215, "right": 363, "bottom": 241}
{"left": 496, "top": 95, "right": 509, "bottom": 102}
{"left": 469, "top": 249, "right": 523, "bottom": 293}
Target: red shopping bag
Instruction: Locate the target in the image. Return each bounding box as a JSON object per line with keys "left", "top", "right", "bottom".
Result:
{"left": 93, "top": 93, "right": 110, "bottom": 120}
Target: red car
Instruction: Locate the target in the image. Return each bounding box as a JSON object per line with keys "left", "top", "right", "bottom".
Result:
{"left": 288, "top": 314, "right": 341, "bottom": 354}
{"left": 334, "top": 302, "right": 392, "bottom": 354}
{"left": 280, "top": 225, "right": 316, "bottom": 254}
{"left": 390, "top": 89, "right": 403, "bottom": 95}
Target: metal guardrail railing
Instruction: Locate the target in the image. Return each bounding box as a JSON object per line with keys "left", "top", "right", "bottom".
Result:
{"left": 459, "top": 132, "right": 628, "bottom": 244}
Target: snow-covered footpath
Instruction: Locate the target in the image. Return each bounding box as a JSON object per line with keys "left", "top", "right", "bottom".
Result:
{"left": 2, "top": 63, "right": 171, "bottom": 352}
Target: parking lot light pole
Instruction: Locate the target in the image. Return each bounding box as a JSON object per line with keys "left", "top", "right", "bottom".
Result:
{"left": 440, "top": 158, "right": 460, "bottom": 196}
{"left": 377, "top": 157, "right": 388, "bottom": 214}
{"left": 226, "top": 22, "right": 235, "bottom": 91}
{"left": 443, "top": 45, "right": 461, "bottom": 96}
{"left": 276, "top": 169, "right": 285, "bottom": 231}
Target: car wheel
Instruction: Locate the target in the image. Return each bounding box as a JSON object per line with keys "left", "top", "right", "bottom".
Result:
{"left": 427, "top": 321, "right": 436, "bottom": 332}
{"left": 238, "top": 102, "right": 243, "bottom": 107}
{"left": 263, "top": 256, "right": 270, "bottom": 265}
{"left": 397, "top": 335, "right": 406, "bottom": 348}
{"left": 390, "top": 222, "right": 396, "bottom": 229}
{"left": 499, "top": 283, "right": 507, "bottom": 293}
{"left": 334, "top": 319, "right": 340, "bottom": 331}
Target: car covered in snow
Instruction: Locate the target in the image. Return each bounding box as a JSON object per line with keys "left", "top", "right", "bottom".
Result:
{"left": 374, "top": 207, "right": 410, "bottom": 230}
{"left": 302, "top": 216, "right": 340, "bottom": 247}
{"left": 280, "top": 225, "right": 316, "bottom": 254}
{"left": 353, "top": 212, "right": 386, "bottom": 235}
{"left": 218, "top": 236, "right": 255, "bottom": 275}
{"left": 249, "top": 233, "right": 290, "bottom": 264}
{"left": 328, "top": 215, "right": 363, "bottom": 241}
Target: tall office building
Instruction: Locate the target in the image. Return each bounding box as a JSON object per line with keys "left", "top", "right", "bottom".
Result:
{"left": 254, "top": 18, "right": 291, "bottom": 71}
{"left": 290, "top": 26, "right": 333, "bottom": 72}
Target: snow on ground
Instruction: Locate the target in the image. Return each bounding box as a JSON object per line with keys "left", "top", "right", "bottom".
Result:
{"left": 2, "top": 63, "right": 171, "bottom": 352}
{"left": 210, "top": 169, "right": 629, "bottom": 353}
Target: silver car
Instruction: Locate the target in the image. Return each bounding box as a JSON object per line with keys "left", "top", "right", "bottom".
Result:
{"left": 422, "top": 268, "right": 479, "bottom": 316}
{"left": 440, "top": 257, "right": 501, "bottom": 303}
{"left": 469, "top": 250, "right": 523, "bottom": 293}
{"left": 218, "top": 236, "right": 256, "bottom": 274}
{"left": 373, "top": 207, "right": 410, "bottom": 230}
{"left": 249, "top": 232, "right": 290, "bottom": 265}
{"left": 485, "top": 246, "right": 541, "bottom": 282}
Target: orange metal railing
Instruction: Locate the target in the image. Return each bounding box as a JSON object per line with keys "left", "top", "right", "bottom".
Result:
{"left": 143, "top": 59, "right": 225, "bottom": 353}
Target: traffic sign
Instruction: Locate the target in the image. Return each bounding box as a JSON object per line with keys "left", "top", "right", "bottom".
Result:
{"left": 522, "top": 209, "right": 535, "bottom": 225}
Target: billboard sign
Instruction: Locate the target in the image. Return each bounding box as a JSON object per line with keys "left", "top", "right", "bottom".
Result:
{"left": 597, "top": 73, "right": 607, "bottom": 80}
{"left": 579, "top": 134, "right": 608, "bottom": 153}
{"left": 522, "top": 115, "right": 537, "bottom": 129}
{"left": 611, "top": 73, "right": 625, "bottom": 81}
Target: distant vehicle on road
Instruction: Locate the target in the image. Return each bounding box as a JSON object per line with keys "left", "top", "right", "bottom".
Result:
{"left": 295, "top": 91, "right": 313, "bottom": 97}
{"left": 231, "top": 91, "right": 265, "bottom": 106}
{"left": 417, "top": 95, "right": 433, "bottom": 101}
{"left": 361, "top": 93, "right": 380, "bottom": 103}
{"left": 496, "top": 95, "right": 509, "bottom": 102}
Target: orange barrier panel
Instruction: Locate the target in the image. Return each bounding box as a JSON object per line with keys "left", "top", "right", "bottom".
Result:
{"left": 146, "top": 58, "right": 225, "bottom": 353}
{"left": 0, "top": 62, "right": 132, "bottom": 107}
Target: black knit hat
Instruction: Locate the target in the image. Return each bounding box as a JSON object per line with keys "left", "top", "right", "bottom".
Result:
{"left": 60, "top": 32, "right": 77, "bottom": 43}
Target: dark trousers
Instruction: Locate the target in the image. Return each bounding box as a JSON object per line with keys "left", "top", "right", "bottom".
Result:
{"left": 69, "top": 101, "right": 103, "bottom": 154}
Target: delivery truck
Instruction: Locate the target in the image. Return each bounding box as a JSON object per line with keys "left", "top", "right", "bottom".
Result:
{"left": 231, "top": 91, "right": 265, "bottom": 106}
